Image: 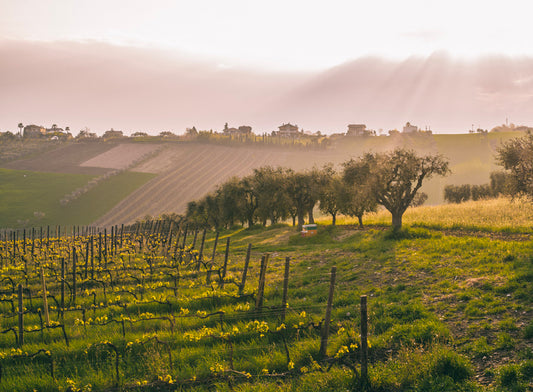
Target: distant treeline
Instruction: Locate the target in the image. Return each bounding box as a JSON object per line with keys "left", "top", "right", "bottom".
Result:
{"left": 443, "top": 172, "right": 509, "bottom": 203}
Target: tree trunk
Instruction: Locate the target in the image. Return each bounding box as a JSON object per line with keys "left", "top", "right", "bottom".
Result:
{"left": 297, "top": 211, "right": 305, "bottom": 231}
{"left": 292, "top": 216, "right": 296, "bottom": 227}
{"left": 331, "top": 213, "right": 336, "bottom": 226}
{"left": 357, "top": 215, "right": 363, "bottom": 228}
{"left": 308, "top": 208, "right": 315, "bottom": 224}
{"left": 391, "top": 212, "right": 402, "bottom": 231}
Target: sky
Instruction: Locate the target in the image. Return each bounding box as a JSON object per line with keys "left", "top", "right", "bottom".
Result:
{"left": 1, "top": 0, "right": 533, "bottom": 134}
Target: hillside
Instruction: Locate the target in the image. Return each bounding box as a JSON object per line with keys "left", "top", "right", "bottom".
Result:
{"left": 0, "top": 132, "right": 525, "bottom": 228}
{"left": 0, "top": 199, "right": 531, "bottom": 391}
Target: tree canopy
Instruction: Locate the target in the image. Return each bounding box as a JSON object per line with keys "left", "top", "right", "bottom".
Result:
{"left": 496, "top": 132, "right": 533, "bottom": 197}
{"left": 356, "top": 148, "right": 450, "bottom": 230}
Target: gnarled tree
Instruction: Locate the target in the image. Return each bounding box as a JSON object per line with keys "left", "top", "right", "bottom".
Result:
{"left": 359, "top": 148, "right": 450, "bottom": 231}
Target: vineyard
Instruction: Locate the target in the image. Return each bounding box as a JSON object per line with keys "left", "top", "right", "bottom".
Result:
{"left": 0, "top": 223, "right": 369, "bottom": 391}
{"left": 0, "top": 214, "right": 531, "bottom": 391}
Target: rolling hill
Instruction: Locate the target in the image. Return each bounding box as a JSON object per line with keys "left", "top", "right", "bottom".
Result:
{"left": 0, "top": 132, "right": 525, "bottom": 228}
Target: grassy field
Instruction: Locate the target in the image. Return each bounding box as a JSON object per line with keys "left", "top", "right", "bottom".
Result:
{"left": 0, "top": 168, "right": 155, "bottom": 228}
{"left": 328, "top": 197, "right": 533, "bottom": 234}
{"left": 0, "top": 199, "right": 531, "bottom": 391}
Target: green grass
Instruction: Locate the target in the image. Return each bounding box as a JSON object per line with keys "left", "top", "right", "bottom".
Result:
{"left": 0, "top": 168, "right": 92, "bottom": 228}
{"left": 0, "top": 198, "right": 532, "bottom": 390}
{"left": 0, "top": 168, "right": 155, "bottom": 228}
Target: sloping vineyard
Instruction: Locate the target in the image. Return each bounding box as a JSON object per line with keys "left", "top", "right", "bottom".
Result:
{"left": 0, "top": 224, "right": 371, "bottom": 391}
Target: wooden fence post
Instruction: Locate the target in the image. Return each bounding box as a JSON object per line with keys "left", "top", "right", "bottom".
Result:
{"left": 281, "top": 257, "right": 290, "bottom": 322}
{"left": 255, "top": 254, "right": 269, "bottom": 312}
{"left": 360, "top": 295, "right": 369, "bottom": 387}
{"left": 239, "top": 244, "right": 252, "bottom": 295}
{"left": 319, "top": 266, "right": 336, "bottom": 358}
{"left": 18, "top": 283, "right": 24, "bottom": 347}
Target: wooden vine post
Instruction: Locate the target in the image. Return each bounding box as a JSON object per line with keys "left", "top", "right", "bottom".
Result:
{"left": 181, "top": 224, "right": 188, "bottom": 249}
{"left": 40, "top": 266, "right": 50, "bottom": 327}
{"left": 220, "top": 237, "right": 230, "bottom": 288}
{"left": 255, "top": 253, "right": 270, "bottom": 312}
{"left": 281, "top": 256, "right": 290, "bottom": 322}
{"left": 319, "top": 266, "right": 336, "bottom": 358}
{"left": 239, "top": 244, "right": 252, "bottom": 295}
{"left": 206, "top": 232, "right": 219, "bottom": 285}
{"left": 360, "top": 295, "right": 369, "bottom": 387}
{"left": 196, "top": 229, "right": 206, "bottom": 271}
{"left": 61, "top": 258, "right": 65, "bottom": 320}
{"left": 18, "top": 283, "right": 24, "bottom": 347}
{"left": 72, "top": 246, "right": 77, "bottom": 307}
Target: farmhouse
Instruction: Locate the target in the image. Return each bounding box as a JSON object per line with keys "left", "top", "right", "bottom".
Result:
{"left": 23, "top": 124, "right": 46, "bottom": 137}
{"left": 276, "top": 123, "right": 300, "bottom": 138}
{"left": 223, "top": 123, "right": 252, "bottom": 136}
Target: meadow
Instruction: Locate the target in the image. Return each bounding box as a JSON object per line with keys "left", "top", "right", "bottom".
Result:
{"left": 0, "top": 168, "right": 155, "bottom": 228}
{"left": 0, "top": 198, "right": 531, "bottom": 391}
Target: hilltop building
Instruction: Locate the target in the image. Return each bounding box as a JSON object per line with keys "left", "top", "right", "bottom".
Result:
{"left": 103, "top": 129, "right": 124, "bottom": 139}
{"left": 346, "top": 124, "right": 367, "bottom": 136}
{"left": 23, "top": 124, "right": 46, "bottom": 137}
{"left": 402, "top": 122, "right": 418, "bottom": 133}
{"left": 276, "top": 123, "right": 300, "bottom": 138}
{"left": 223, "top": 123, "right": 252, "bottom": 136}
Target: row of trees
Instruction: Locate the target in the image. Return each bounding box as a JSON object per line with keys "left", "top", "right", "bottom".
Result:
{"left": 185, "top": 148, "right": 450, "bottom": 231}
{"left": 443, "top": 172, "right": 509, "bottom": 203}
{"left": 444, "top": 132, "right": 533, "bottom": 203}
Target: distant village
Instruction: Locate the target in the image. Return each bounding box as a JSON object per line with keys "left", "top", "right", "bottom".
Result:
{"left": 1, "top": 121, "right": 531, "bottom": 141}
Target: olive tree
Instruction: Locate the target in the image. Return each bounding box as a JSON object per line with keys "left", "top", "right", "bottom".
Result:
{"left": 358, "top": 148, "right": 450, "bottom": 231}
{"left": 341, "top": 157, "right": 378, "bottom": 227}
{"left": 496, "top": 132, "right": 533, "bottom": 197}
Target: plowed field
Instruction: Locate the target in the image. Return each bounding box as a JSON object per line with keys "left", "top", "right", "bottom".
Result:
{"left": 92, "top": 144, "right": 343, "bottom": 226}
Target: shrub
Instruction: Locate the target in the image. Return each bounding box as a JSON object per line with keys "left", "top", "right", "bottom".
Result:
{"left": 471, "top": 184, "right": 492, "bottom": 200}
{"left": 444, "top": 184, "right": 471, "bottom": 203}
{"left": 490, "top": 171, "right": 511, "bottom": 195}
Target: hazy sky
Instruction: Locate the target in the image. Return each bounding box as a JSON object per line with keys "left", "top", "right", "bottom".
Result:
{"left": 2, "top": 0, "right": 532, "bottom": 71}
{"left": 1, "top": 1, "right": 533, "bottom": 134}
